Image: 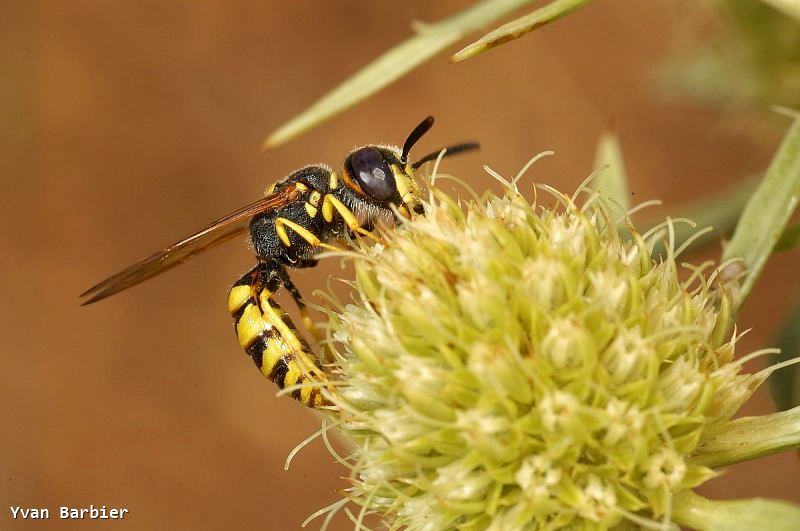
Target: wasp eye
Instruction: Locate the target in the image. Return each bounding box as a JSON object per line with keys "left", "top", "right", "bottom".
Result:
{"left": 345, "top": 147, "right": 397, "bottom": 202}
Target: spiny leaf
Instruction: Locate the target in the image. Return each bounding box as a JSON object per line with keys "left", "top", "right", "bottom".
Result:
{"left": 721, "top": 115, "right": 800, "bottom": 314}
{"left": 451, "top": 0, "right": 591, "bottom": 63}
{"left": 263, "top": 0, "right": 536, "bottom": 149}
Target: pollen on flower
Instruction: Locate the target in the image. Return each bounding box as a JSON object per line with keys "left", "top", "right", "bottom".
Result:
{"left": 431, "top": 459, "right": 492, "bottom": 501}
{"left": 521, "top": 256, "right": 565, "bottom": 309}
{"left": 641, "top": 449, "right": 688, "bottom": 490}
{"left": 548, "top": 214, "right": 586, "bottom": 255}
{"left": 541, "top": 318, "right": 588, "bottom": 370}
{"left": 601, "top": 399, "right": 644, "bottom": 447}
{"left": 539, "top": 390, "right": 581, "bottom": 432}
{"left": 515, "top": 455, "right": 561, "bottom": 498}
{"left": 588, "top": 268, "right": 629, "bottom": 315}
{"left": 319, "top": 169, "right": 770, "bottom": 530}
{"left": 578, "top": 474, "right": 618, "bottom": 524}
{"left": 658, "top": 357, "right": 707, "bottom": 412}
{"left": 603, "top": 328, "right": 653, "bottom": 385}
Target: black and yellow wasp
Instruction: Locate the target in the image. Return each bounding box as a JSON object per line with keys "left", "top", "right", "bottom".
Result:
{"left": 81, "top": 116, "right": 477, "bottom": 408}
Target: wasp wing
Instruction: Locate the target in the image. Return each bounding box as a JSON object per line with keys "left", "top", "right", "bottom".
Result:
{"left": 80, "top": 185, "right": 301, "bottom": 305}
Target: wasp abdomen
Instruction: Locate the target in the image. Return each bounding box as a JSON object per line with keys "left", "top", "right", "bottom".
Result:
{"left": 228, "top": 266, "right": 328, "bottom": 408}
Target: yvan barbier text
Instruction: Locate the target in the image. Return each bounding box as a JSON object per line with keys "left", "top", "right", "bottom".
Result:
{"left": 10, "top": 505, "right": 128, "bottom": 520}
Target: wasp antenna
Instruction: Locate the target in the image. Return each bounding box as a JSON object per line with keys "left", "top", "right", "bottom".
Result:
{"left": 412, "top": 142, "right": 480, "bottom": 170}
{"left": 401, "top": 116, "right": 435, "bottom": 164}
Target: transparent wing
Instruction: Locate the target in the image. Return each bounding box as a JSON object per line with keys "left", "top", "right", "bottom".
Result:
{"left": 80, "top": 185, "right": 301, "bottom": 305}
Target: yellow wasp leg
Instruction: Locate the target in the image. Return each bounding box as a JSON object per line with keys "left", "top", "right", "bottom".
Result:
{"left": 277, "top": 267, "right": 324, "bottom": 344}
{"left": 321, "top": 195, "right": 385, "bottom": 245}
{"left": 228, "top": 263, "right": 333, "bottom": 408}
{"left": 274, "top": 217, "right": 341, "bottom": 252}
{"left": 271, "top": 216, "right": 339, "bottom": 341}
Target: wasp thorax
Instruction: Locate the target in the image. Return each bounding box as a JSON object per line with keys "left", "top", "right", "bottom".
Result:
{"left": 345, "top": 147, "right": 397, "bottom": 202}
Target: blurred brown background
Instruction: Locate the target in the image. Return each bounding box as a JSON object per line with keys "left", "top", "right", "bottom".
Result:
{"left": 3, "top": 1, "right": 799, "bottom": 530}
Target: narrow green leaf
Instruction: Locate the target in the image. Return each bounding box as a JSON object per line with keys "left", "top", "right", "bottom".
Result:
{"left": 673, "top": 490, "right": 800, "bottom": 531}
{"left": 770, "top": 298, "right": 800, "bottom": 410}
{"left": 690, "top": 406, "right": 800, "bottom": 468}
{"left": 775, "top": 222, "right": 800, "bottom": 252}
{"left": 263, "top": 0, "right": 536, "bottom": 149}
{"left": 592, "top": 132, "right": 630, "bottom": 221}
{"left": 451, "top": 0, "right": 591, "bottom": 62}
{"left": 759, "top": 0, "right": 800, "bottom": 22}
{"left": 721, "top": 116, "right": 800, "bottom": 314}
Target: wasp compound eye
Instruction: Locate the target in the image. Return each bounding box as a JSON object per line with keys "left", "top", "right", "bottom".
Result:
{"left": 346, "top": 147, "right": 397, "bottom": 202}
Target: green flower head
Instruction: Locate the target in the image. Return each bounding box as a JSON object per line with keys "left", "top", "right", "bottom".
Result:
{"left": 319, "top": 165, "right": 778, "bottom": 530}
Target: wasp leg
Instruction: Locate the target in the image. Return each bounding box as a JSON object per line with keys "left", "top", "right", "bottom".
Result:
{"left": 277, "top": 259, "right": 338, "bottom": 365}
{"left": 228, "top": 261, "right": 332, "bottom": 408}
{"left": 274, "top": 263, "right": 324, "bottom": 344}
{"left": 321, "top": 195, "right": 386, "bottom": 245}
{"left": 274, "top": 217, "right": 341, "bottom": 252}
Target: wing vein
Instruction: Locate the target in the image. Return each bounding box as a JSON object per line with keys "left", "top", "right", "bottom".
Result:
{"left": 80, "top": 186, "right": 301, "bottom": 304}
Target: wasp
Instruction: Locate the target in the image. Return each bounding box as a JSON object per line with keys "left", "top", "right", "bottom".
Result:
{"left": 81, "top": 116, "right": 477, "bottom": 408}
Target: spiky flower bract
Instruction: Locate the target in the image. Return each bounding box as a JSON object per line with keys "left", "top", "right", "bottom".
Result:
{"left": 323, "top": 170, "right": 771, "bottom": 530}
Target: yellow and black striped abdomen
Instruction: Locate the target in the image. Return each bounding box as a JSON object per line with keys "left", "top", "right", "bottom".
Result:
{"left": 228, "top": 277, "right": 328, "bottom": 408}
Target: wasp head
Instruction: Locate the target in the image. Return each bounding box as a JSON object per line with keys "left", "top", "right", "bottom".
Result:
{"left": 342, "top": 145, "right": 423, "bottom": 219}
{"left": 340, "top": 116, "right": 477, "bottom": 221}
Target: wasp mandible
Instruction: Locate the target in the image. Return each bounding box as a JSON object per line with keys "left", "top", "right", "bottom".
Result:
{"left": 81, "top": 116, "right": 478, "bottom": 408}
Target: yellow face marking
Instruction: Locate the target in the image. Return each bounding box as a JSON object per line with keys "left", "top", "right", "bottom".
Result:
{"left": 391, "top": 164, "right": 408, "bottom": 194}
{"left": 305, "top": 203, "right": 318, "bottom": 218}
{"left": 309, "top": 191, "right": 322, "bottom": 206}
{"left": 265, "top": 182, "right": 276, "bottom": 195}
{"left": 236, "top": 303, "right": 264, "bottom": 348}
{"left": 228, "top": 285, "right": 252, "bottom": 315}
{"left": 395, "top": 164, "right": 422, "bottom": 215}
{"left": 392, "top": 164, "right": 418, "bottom": 205}
{"left": 329, "top": 172, "right": 339, "bottom": 190}
{"left": 294, "top": 182, "right": 309, "bottom": 192}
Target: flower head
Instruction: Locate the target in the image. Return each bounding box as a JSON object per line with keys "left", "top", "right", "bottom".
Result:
{"left": 323, "top": 173, "right": 765, "bottom": 530}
